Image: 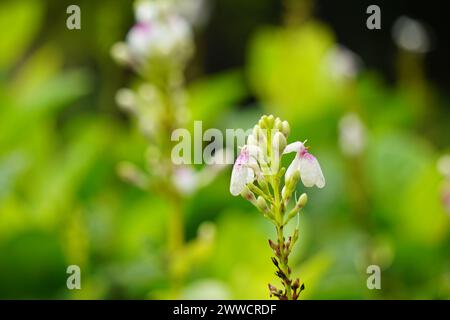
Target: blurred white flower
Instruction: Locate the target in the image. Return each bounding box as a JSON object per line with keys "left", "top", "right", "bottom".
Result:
{"left": 197, "top": 221, "right": 216, "bottom": 242}
{"left": 392, "top": 16, "right": 430, "bottom": 54}
{"left": 136, "top": 0, "right": 209, "bottom": 27}
{"left": 115, "top": 88, "right": 137, "bottom": 113}
{"left": 339, "top": 112, "right": 367, "bottom": 157}
{"left": 126, "top": 16, "right": 192, "bottom": 62}
{"left": 134, "top": 0, "right": 166, "bottom": 23}
{"left": 110, "top": 42, "right": 132, "bottom": 65}
{"left": 437, "top": 155, "right": 450, "bottom": 179}
{"left": 325, "top": 45, "right": 362, "bottom": 80}
{"left": 172, "top": 166, "right": 198, "bottom": 195}
{"left": 173, "top": 148, "right": 233, "bottom": 195}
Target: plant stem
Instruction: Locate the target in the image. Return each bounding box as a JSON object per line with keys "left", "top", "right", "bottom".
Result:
{"left": 270, "top": 173, "right": 295, "bottom": 300}
{"left": 168, "top": 196, "right": 184, "bottom": 256}
{"left": 167, "top": 192, "right": 184, "bottom": 297}
{"left": 276, "top": 224, "right": 293, "bottom": 299}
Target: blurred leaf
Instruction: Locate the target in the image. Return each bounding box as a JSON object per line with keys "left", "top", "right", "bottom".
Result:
{"left": 0, "top": 0, "right": 44, "bottom": 69}
{"left": 0, "top": 230, "right": 66, "bottom": 299}
{"left": 247, "top": 21, "right": 342, "bottom": 121}
{"left": 188, "top": 70, "right": 246, "bottom": 128}
{"left": 0, "top": 69, "right": 91, "bottom": 150}
{"left": 9, "top": 45, "right": 64, "bottom": 96}
{"left": 399, "top": 164, "right": 449, "bottom": 245}
{"left": 296, "top": 252, "right": 333, "bottom": 299}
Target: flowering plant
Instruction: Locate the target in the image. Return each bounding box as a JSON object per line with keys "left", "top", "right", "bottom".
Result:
{"left": 112, "top": 0, "right": 223, "bottom": 298}
{"left": 230, "top": 115, "right": 325, "bottom": 300}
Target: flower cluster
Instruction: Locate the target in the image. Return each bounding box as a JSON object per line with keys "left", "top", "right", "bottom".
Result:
{"left": 113, "top": 0, "right": 226, "bottom": 195}
{"left": 230, "top": 115, "right": 325, "bottom": 300}
{"left": 112, "top": 0, "right": 224, "bottom": 297}
{"left": 112, "top": 0, "right": 196, "bottom": 75}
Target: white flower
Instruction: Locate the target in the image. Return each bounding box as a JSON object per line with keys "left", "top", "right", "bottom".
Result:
{"left": 126, "top": 14, "right": 192, "bottom": 62}
{"left": 339, "top": 112, "right": 367, "bottom": 156}
{"left": 135, "top": 1, "right": 159, "bottom": 23}
{"left": 437, "top": 155, "right": 450, "bottom": 179}
{"left": 172, "top": 167, "right": 198, "bottom": 195}
{"left": 284, "top": 142, "right": 325, "bottom": 188}
{"left": 325, "top": 45, "right": 362, "bottom": 80}
{"left": 230, "top": 145, "right": 259, "bottom": 196}
{"left": 172, "top": 149, "right": 234, "bottom": 196}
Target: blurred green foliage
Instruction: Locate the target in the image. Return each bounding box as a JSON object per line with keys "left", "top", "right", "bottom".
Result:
{"left": 0, "top": 0, "right": 449, "bottom": 299}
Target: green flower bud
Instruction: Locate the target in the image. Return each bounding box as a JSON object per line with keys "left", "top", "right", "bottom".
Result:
{"left": 286, "top": 169, "right": 300, "bottom": 190}
{"left": 281, "top": 121, "right": 290, "bottom": 137}
{"left": 267, "top": 114, "right": 275, "bottom": 128}
{"left": 282, "top": 170, "right": 300, "bottom": 203}
{"left": 273, "top": 131, "right": 287, "bottom": 154}
{"left": 241, "top": 186, "right": 257, "bottom": 205}
{"left": 296, "top": 193, "right": 308, "bottom": 209}
{"left": 274, "top": 117, "right": 282, "bottom": 132}
{"left": 259, "top": 115, "right": 268, "bottom": 129}
{"left": 256, "top": 196, "right": 269, "bottom": 213}
{"left": 281, "top": 186, "right": 288, "bottom": 200}
{"left": 257, "top": 176, "right": 270, "bottom": 193}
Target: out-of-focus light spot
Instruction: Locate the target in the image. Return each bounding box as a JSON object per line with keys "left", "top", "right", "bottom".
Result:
{"left": 338, "top": 112, "right": 367, "bottom": 157}
{"left": 392, "top": 16, "right": 430, "bottom": 53}
{"left": 437, "top": 155, "right": 450, "bottom": 178}
{"left": 325, "top": 45, "right": 362, "bottom": 80}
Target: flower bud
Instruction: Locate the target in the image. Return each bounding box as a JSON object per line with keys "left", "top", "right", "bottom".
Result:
{"left": 256, "top": 196, "right": 269, "bottom": 213}
{"left": 253, "top": 125, "right": 266, "bottom": 146}
{"left": 115, "top": 88, "right": 137, "bottom": 113}
{"left": 111, "top": 42, "right": 132, "bottom": 65}
{"left": 296, "top": 193, "right": 308, "bottom": 209}
{"left": 281, "top": 186, "right": 287, "bottom": 200}
{"left": 281, "top": 120, "right": 290, "bottom": 137}
{"left": 274, "top": 117, "right": 282, "bottom": 131}
{"left": 257, "top": 176, "right": 269, "bottom": 193}
{"left": 273, "top": 131, "right": 287, "bottom": 154}
{"left": 285, "top": 170, "right": 300, "bottom": 190}
{"left": 266, "top": 114, "right": 275, "bottom": 128}
{"left": 252, "top": 125, "right": 260, "bottom": 136}
{"left": 259, "top": 116, "right": 268, "bottom": 129}
{"left": 292, "top": 278, "right": 300, "bottom": 290}
{"left": 241, "top": 186, "right": 257, "bottom": 204}
{"left": 282, "top": 170, "right": 300, "bottom": 203}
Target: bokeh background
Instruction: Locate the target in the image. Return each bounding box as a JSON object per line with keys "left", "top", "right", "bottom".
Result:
{"left": 0, "top": 0, "right": 449, "bottom": 299}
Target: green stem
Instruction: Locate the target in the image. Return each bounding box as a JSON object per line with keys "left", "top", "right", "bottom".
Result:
{"left": 276, "top": 224, "right": 293, "bottom": 299}
{"left": 167, "top": 192, "right": 184, "bottom": 298}
{"left": 271, "top": 173, "right": 294, "bottom": 300}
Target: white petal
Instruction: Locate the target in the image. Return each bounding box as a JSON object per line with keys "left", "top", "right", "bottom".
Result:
{"left": 246, "top": 167, "right": 255, "bottom": 184}
{"left": 283, "top": 141, "right": 305, "bottom": 154}
{"left": 230, "top": 162, "right": 253, "bottom": 196}
{"left": 135, "top": 1, "right": 159, "bottom": 22}
{"left": 247, "top": 134, "right": 257, "bottom": 146}
{"left": 127, "top": 23, "right": 153, "bottom": 57}
{"left": 299, "top": 153, "right": 325, "bottom": 188}
{"left": 285, "top": 154, "right": 301, "bottom": 182}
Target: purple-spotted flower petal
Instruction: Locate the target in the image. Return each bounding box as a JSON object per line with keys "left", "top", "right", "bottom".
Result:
{"left": 230, "top": 145, "right": 258, "bottom": 196}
